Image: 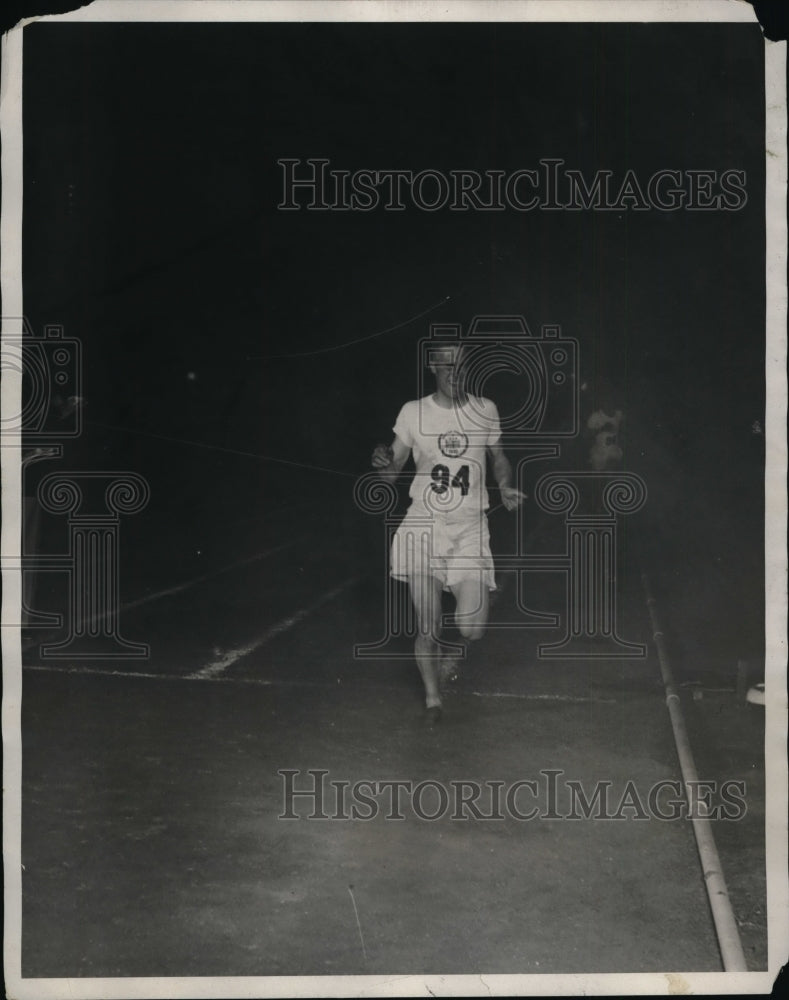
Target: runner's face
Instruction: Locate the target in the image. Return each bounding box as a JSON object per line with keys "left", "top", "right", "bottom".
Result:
{"left": 431, "top": 346, "right": 466, "bottom": 399}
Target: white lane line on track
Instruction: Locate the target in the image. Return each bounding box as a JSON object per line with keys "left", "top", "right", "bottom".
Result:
{"left": 188, "top": 575, "right": 361, "bottom": 680}
{"left": 470, "top": 690, "right": 617, "bottom": 705}
{"left": 20, "top": 534, "right": 331, "bottom": 651}
{"left": 17, "top": 535, "right": 309, "bottom": 653}
{"left": 20, "top": 538, "right": 308, "bottom": 654}
{"left": 22, "top": 662, "right": 619, "bottom": 703}
{"left": 118, "top": 539, "right": 303, "bottom": 614}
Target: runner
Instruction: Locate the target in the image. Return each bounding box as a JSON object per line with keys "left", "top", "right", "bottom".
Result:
{"left": 371, "top": 342, "right": 525, "bottom": 724}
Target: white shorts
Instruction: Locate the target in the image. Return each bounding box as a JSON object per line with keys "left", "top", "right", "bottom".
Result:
{"left": 390, "top": 510, "right": 496, "bottom": 591}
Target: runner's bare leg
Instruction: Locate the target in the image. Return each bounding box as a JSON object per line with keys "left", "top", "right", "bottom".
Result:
{"left": 439, "top": 576, "right": 489, "bottom": 681}
{"left": 408, "top": 573, "right": 444, "bottom": 708}
{"left": 451, "top": 575, "right": 490, "bottom": 641}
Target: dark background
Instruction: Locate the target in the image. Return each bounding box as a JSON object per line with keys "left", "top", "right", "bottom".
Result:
{"left": 20, "top": 20, "right": 767, "bottom": 673}
{"left": 8, "top": 14, "right": 776, "bottom": 981}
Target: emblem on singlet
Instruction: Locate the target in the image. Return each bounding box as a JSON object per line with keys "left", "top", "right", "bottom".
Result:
{"left": 438, "top": 429, "right": 469, "bottom": 458}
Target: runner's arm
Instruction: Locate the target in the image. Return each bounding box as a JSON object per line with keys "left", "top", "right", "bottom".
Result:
{"left": 487, "top": 441, "right": 512, "bottom": 490}
{"left": 371, "top": 435, "right": 410, "bottom": 481}
{"left": 487, "top": 441, "right": 526, "bottom": 510}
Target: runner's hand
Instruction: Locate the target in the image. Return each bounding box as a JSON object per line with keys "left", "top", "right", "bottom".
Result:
{"left": 500, "top": 486, "right": 527, "bottom": 511}
{"left": 371, "top": 444, "right": 394, "bottom": 469}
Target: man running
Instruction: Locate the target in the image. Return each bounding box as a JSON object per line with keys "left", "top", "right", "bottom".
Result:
{"left": 371, "top": 342, "right": 524, "bottom": 724}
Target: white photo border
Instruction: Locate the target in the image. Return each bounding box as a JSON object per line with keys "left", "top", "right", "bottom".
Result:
{"left": 2, "top": 2, "right": 785, "bottom": 997}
